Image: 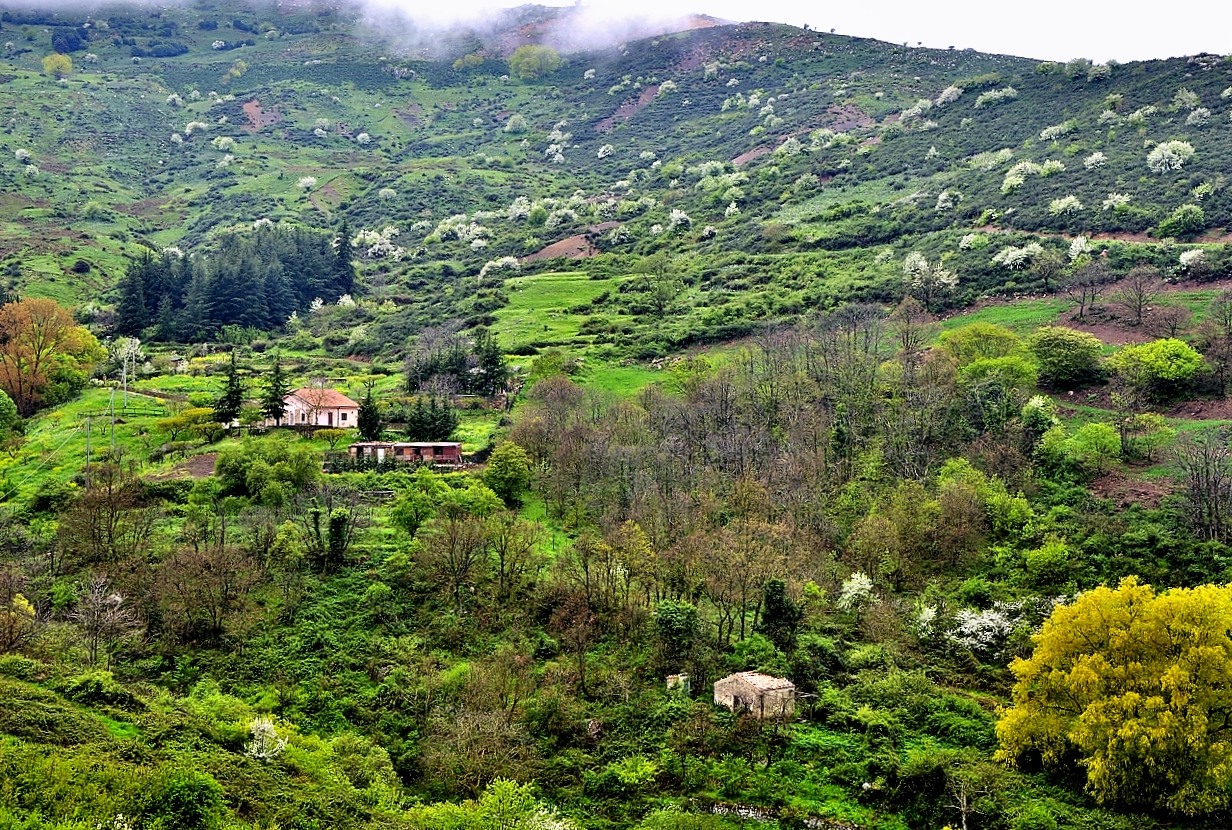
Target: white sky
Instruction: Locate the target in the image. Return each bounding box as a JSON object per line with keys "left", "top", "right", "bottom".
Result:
{"left": 502, "top": 0, "right": 1232, "bottom": 63}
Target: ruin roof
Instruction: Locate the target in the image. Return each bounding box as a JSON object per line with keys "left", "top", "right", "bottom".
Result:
{"left": 719, "top": 671, "right": 795, "bottom": 691}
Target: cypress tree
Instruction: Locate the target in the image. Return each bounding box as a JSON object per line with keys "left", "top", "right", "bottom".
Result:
{"left": 260, "top": 355, "right": 289, "bottom": 425}
{"left": 213, "top": 351, "right": 246, "bottom": 425}
{"left": 115, "top": 263, "right": 147, "bottom": 336}
{"left": 357, "top": 385, "right": 381, "bottom": 441}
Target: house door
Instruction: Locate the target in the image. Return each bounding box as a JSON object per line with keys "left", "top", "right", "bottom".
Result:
{"left": 328, "top": 411, "right": 334, "bottom": 426}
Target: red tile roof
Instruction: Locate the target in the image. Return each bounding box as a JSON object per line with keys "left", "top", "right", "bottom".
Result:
{"left": 288, "top": 387, "right": 359, "bottom": 409}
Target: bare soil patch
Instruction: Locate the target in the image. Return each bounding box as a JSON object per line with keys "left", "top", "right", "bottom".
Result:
{"left": 523, "top": 223, "right": 618, "bottom": 263}
{"left": 163, "top": 453, "right": 217, "bottom": 480}
{"left": 732, "top": 146, "right": 770, "bottom": 166}
{"left": 1089, "top": 469, "right": 1172, "bottom": 509}
{"left": 242, "top": 100, "right": 282, "bottom": 132}
{"left": 596, "top": 85, "right": 660, "bottom": 133}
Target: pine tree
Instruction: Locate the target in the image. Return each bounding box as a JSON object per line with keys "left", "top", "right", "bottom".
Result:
{"left": 260, "top": 355, "right": 289, "bottom": 425}
{"left": 357, "top": 385, "right": 381, "bottom": 441}
{"left": 115, "top": 264, "right": 147, "bottom": 336}
{"left": 213, "top": 350, "right": 246, "bottom": 425}
{"left": 472, "top": 327, "right": 508, "bottom": 397}
{"left": 333, "top": 221, "right": 356, "bottom": 298}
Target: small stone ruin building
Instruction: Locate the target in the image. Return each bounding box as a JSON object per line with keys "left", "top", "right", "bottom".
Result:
{"left": 713, "top": 671, "right": 795, "bottom": 718}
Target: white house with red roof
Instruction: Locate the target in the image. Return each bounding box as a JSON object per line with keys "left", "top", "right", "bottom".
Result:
{"left": 280, "top": 387, "right": 360, "bottom": 428}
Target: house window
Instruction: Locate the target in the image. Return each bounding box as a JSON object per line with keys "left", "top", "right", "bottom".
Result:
{"left": 300, "top": 412, "right": 306, "bottom": 423}
{"left": 341, "top": 412, "right": 348, "bottom": 422}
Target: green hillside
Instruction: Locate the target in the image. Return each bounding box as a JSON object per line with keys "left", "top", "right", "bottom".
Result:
{"left": 6, "top": 3, "right": 1232, "bottom": 830}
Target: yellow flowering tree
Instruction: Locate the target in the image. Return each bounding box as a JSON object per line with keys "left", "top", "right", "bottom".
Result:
{"left": 997, "top": 577, "right": 1232, "bottom": 815}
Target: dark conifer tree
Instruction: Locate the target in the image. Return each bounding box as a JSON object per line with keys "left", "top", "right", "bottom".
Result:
{"left": 213, "top": 350, "right": 246, "bottom": 425}
{"left": 357, "top": 384, "right": 381, "bottom": 441}
{"left": 114, "top": 263, "right": 147, "bottom": 336}
{"left": 260, "top": 354, "right": 289, "bottom": 425}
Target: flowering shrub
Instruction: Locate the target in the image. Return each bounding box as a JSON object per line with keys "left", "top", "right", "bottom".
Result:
{"left": 1102, "top": 192, "right": 1132, "bottom": 210}
{"left": 1039, "top": 120, "right": 1076, "bottom": 141}
{"left": 211, "top": 136, "right": 235, "bottom": 151}
{"left": 1186, "top": 108, "right": 1211, "bottom": 126}
{"left": 968, "top": 148, "right": 1014, "bottom": 171}
{"left": 1069, "top": 235, "right": 1091, "bottom": 260}
{"left": 1083, "top": 151, "right": 1106, "bottom": 169}
{"left": 1172, "top": 87, "right": 1201, "bottom": 110}
{"left": 1126, "top": 105, "right": 1156, "bottom": 126}
{"left": 724, "top": 201, "right": 740, "bottom": 218}
{"left": 1147, "top": 140, "right": 1195, "bottom": 174}
{"left": 14, "top": 148, "right": 30, "bottom": 162}
{"left": 992, "top": 242, "right": 1044, "bottom": 269}
{"left": 596, "top": 144, "right": 614, "bottom": 159}
{"left": 297, "top": 176, "right": 317, "bottom": 189}
{"left": 948, "top": 607, "right": 1013, "bottom": 655}
{"left": 1048, "top": 195, "right": 1083, "bottom": 216}
{"left": 378, "top": 187, "right": 396, "bottom": 199}
{"left": 1179, "top": 249, "right": 1208, "bottom": 271}
{"left": 974, "top": 87, "right": 1017, "bottom": 107}
{"left": 245, "top": 716, "right": 288, "bottom": 761}
{"left": 184, "top": 121, "right": 208, "bottom": 135}
{"left": 479, "top": 256, "right": 520, "bottom": 279}
{"left": 935, "top": 190, "right": 955, "bottom": 212}
{"left": 669, "top": 208, "right": 692, "bottom": 231}
{"left": 837, "top": 571, "right": 877, "bottom": 613}
{"left": 1001, "top": 160, "right": 1042, "bottom": 192}
{"left": 935, "top": 84, "right": 963, "bottom": 106}
{"left": 355, "top": 132, "right": 372, "bottom": 145}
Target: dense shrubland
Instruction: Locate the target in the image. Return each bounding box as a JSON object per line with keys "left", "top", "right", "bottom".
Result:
{"left": 7, "top": 1, "right": 1232, "bottom": 827}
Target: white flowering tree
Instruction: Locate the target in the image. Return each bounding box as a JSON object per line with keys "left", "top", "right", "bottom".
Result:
{"left": 903, "top": 251, "right": 958, "bottom": 311}
{"left": 245, "top": 716, "right": 288, "bottom": 762}
{"left": 1083, "top": 151, "right": 1106, "bottom": 169}
{"left": 837, "top": 571, "right": 877, "bottom": 616}
{"left": 1048, "top": 195, "right": 1084, "bottom": 216}
{"left": 1147, "top": 140, "right": 1195, "bottom": 174}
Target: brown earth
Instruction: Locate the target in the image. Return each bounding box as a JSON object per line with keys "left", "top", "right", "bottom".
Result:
{"left": 596, "top": 85, "right": 660, "bottom": 133}
{"left": 1089, "top": 469, "right": 1172, "bottom": 509}
{"left": 397, "top": 102, "right": 425, "bottom": 128}
{"left": 161, "top": 452, "right": 217, "bottom": 480}
{"left": 242, "top": 99, "right": 282, "bottom": 132}
{"left": 732, "top": 146, "right": 771, "bottom": 166}
{"left": 522, "top": 223, "right": 619, "bottom": 262}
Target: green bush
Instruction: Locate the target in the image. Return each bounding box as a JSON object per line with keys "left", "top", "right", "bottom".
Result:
{"left": 141, "top": 767, "right": 224, "bottom": 830}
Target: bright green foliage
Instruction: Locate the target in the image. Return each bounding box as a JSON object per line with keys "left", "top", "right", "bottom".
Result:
{"left": 938, "top": 323, "right": 1023, "bottom": 367}
{"left": 483, "top": 441, "right": 532, "bottom": 507}
{"left": 141, "top": 767, "right": 224, "bottom": 830}
{"left": 654, "top": 600, "right": 699, "bottom": 666}
{"left": 1027, "top": 326, "right": 1104, "bottom": 389}
{"left": 213, "top": 435, "right": 321, "bottom": 501}
{"left": 1062, "top": 422, "right": 1121, "bottom": 474}
{"left": 1108, "top": 338, "right": 1205, "bottom": 402}
{"left": 957, "top": 355, "right": 1038, "bottom": 432}
{"left": 998, "top": 578, "right": 1232, "bottom": 815}
{"left": 1156, "top": 203, "right": 1206, "bottom": 238}
{"left": 507, "top": 45, "right": 563, "bottom": 80}
{"left": 409, "top": 778, "right": 574, "bottom": 829}
{"left": 41, "top": 53, "right": 72, "bottom": 77}
{"left": 390, "top": 468, "right": 502, "bottom": 537}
